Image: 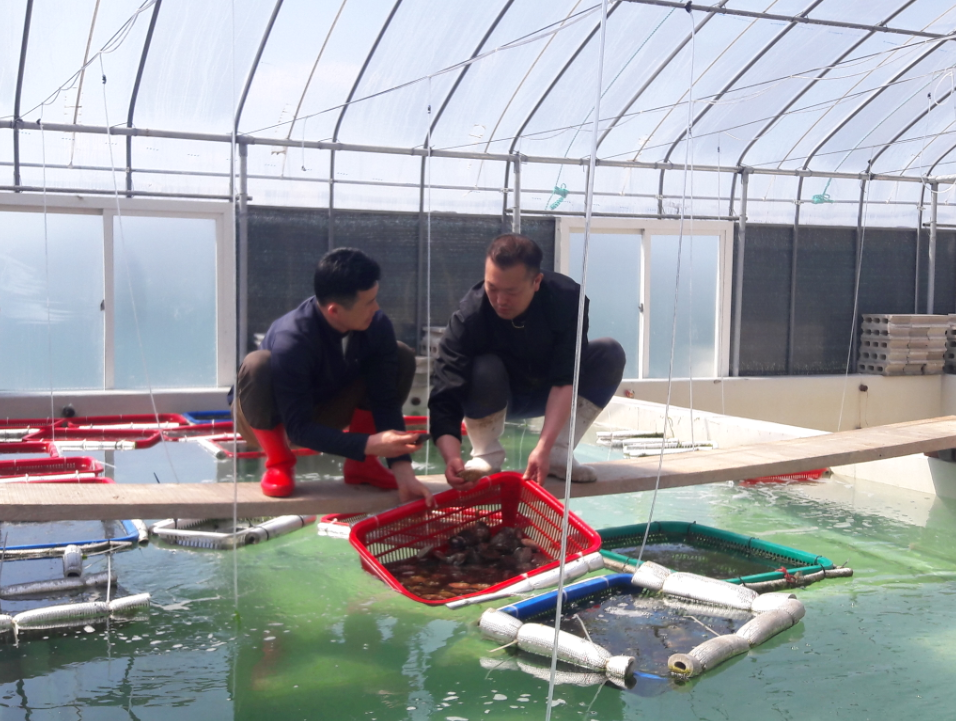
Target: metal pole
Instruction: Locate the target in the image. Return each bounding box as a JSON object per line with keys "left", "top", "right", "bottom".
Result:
{"left": 619, "top": 0, "right": 950, "bottom": 39}
{"left": 513, "top": 154, "right": 521, "bottom": 235}
{"left": 238, "top": 143, "right": 250, "bottom": 359}
{"left": 787, "top": 177, "right": 803, "bottom": 374}
{"left": 416, "top": 156, "right": 426, "bottom": 351}
{"left": 731, "top": 168, "right": 748, "bottom": 376}
{"left": 929, "top": 182, "right": 938, "bottom": 314}
{"left": 328, "top": 150, "right": 335, "bottom": 251}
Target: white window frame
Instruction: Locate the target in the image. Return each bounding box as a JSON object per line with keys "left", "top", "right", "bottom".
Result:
{"left": 555, "top": 216, "right": 733, "bottom": 378}
{"left": 0, "top": 194, "right": 236, "bottom": 390}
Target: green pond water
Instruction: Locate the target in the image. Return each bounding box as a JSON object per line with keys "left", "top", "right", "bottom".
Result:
{"left": 2, "top": 425, "right": 956, "bottom": 720}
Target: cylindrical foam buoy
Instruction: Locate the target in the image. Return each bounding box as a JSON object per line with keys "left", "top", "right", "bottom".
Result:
{"left": 109, "top": 593, "right": 151, "bottom": 614}
{"left": 668, "top": 633, "right": 750, "bottom": 677}
{"left": 736, "top": 607, "right": 800, "bottom": 647}
{"left": 0, "top": 615, "right": 13, "bottom": 633}
{"left": 244, "top": 515, "right": 316, "bottom": 545}
{"left": 517, "top": 623, "right": 612, "bottom": 673}
{"left": 662, "top": 572, "right": 758, "bottom": 611}
{"left": 62, "top": 545, "right": 83, "bottom": 578}
{"left": 631, "top": 561, "right": 671, "bottom": 591}
{"left": 479, "top": 609, "right": 523, "bottom": 645}
{"left": 750, "top": 591, "right": 797, "bottom": 614}
{"left": 14, "top": 601, "right": 110, "bottom": 629}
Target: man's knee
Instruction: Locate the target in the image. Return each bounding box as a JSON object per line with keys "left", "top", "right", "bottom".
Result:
{"left": 580, "top": 338, "right": 626, "bottom": 408}
{"left": 236, "top": 350, "right": 279, "bottom": 430}
{"left": 464, "top": 354, "right": 509, "bottom": 418}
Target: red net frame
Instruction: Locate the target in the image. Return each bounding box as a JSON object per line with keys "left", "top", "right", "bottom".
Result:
{"left": 741, "top": 468, "right": 827, "bottom": 485}
{"left": 23, "top": 425, "right": 162, "bottom": 449}
{"left": 0, "top": 441, "right": 60, "bottom": 457}
{"left": 0, "top": 456, "right": 107, "bottom": 483}
{"left": 349, "top": 471, "right": 601, "bottom": 605}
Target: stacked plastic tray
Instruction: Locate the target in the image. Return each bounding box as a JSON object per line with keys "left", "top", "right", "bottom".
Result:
{"left": 857, "top": 314, "right": 948, "bottom": 376}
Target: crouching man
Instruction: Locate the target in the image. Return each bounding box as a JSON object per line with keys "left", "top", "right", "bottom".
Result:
{"left": 235, "top": 247, "right": 433, "bottom": 506}
{"left": 429, "top": 234, "right": 625, "bottom": 489}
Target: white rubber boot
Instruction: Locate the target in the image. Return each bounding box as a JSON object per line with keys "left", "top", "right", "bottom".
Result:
{"left": 548, "top": 397, "right": 602, "bottom": 483}
{"left": 461, "top": 408, "right": 507, "bottom": 483}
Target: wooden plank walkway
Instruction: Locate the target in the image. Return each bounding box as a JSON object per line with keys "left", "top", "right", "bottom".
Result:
{"left": 2, "top": 416, "right": 956, "bottom": 522}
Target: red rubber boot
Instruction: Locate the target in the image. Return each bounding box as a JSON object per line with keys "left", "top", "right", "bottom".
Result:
{"left": 251, "top": 425, "right": 296, "bottom": 497}
{"left": 344, "top": 409, "right": 398, "bottom": 490}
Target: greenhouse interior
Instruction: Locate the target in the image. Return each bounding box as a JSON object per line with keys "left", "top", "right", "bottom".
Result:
{"left": 3, "top": 0, "right": 956, "bottom": 719}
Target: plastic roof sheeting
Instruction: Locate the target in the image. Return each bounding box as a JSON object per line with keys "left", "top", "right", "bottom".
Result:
{"left": 3, "top": 0, "right": 956, "bottom": 224}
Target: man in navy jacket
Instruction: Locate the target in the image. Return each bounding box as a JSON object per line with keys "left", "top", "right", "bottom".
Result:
{"left": 235, "top": 248, "right": 432, "bottom": 504}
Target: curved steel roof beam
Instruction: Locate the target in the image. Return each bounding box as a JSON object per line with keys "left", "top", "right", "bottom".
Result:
{"left": 770, "top": 6, "right": 955, "bottom": 173}
{"left": 505, "top": 1, "right": 622, "bottom": 156}
{"left": 658, "top": 0, "right": 824, "bottom": 165}
{"left": 424, "top": 0, "right": 514, "bottom": 146}
{"left": 12, "top": 0, "right": 34, "bottom": 187}
{"left": 791, "top": 35, "right": 955, "bottom": 174}
{"left": 332, "top": 0, "right": 403, "bottom": 143}
{"left": 595, "top": 0, "right": 727, "bottom": 152}
{"left": 734, "top": 0, "right": 918, "bottom": 170}
{"left": 125, "top": 0, "right": 162, "bottom": 193}
{"left": 866, "top": 86, "right": 956, "bottom": 174}
{"left": 234, "top": 0, "right": 284, "bottom": 135}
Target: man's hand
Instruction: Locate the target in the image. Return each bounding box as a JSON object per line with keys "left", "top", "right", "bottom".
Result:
{"left": 365, "top": 430, "right": 425, "bottom": 458}
{"left": 433, "top": 434, "right": 478, "bottom": 491}
{"left": 523, "top": 442, "right": 551, "bottom": 484}
{"left": 443, "top": 456, "right": 478, "bottom": 491}
{"left": 392, "top": 461, "right": 434, "bottom": 508}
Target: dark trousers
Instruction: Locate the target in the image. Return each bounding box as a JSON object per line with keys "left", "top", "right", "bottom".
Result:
{"left": 234, "top": 342, "right": 416, "bottom": 448}
{"left": 462, "top": 337, "right": 626, "bottom": 420}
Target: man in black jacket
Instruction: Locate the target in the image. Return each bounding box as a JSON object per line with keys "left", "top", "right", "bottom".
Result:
{"left": 429, "top": 234, "right": 625, "bottom": 488}
{"left": 235, "top": 248, "right": 433, "bottom": 504}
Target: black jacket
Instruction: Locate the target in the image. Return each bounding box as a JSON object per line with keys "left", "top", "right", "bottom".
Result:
{"left": 262, "top": 298, "right": 407, "bottom": 462}
{"left": 429, "top": 271, "right": 588, "bottom": 441}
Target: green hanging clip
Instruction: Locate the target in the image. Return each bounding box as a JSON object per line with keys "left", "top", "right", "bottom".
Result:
{"left": 811, "top": 178, "right": 833, "bottom": 204}
{"left": 548, "top": 184, "right": 569, "bottom": 210}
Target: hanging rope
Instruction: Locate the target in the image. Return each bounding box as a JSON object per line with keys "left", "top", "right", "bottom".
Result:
{"left": 637, "top": 3, "right": 697, "bottom": 563}
{"left": 544, "top": 0, "right": 610, "bottom": 716}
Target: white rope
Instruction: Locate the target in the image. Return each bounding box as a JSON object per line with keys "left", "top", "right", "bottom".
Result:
{"left": 637, "top": 5, "right": 697, "bottom": 563}
{"left": 230, "top": 0, "right": 240, "bottom": 613}
{"left": 425, "top": 75, "right": 433, "bottom": 472}
{"left": 544, "top": 1, "right": 610, "bottom": 716}
{"left": 98, "top": 55, "right": 182, "bottom": 486}
{"left": 39, "top": 106, "right": 56, "bottom": 433}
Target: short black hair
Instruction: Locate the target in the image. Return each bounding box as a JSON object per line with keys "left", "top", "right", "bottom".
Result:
{"left": 486, "top": 234, "right": 543, "bottom": 276}
{"left": 313, "top": 248, "right": 381, "bottom": 307}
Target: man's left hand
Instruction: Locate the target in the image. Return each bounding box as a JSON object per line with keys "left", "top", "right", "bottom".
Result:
{"left": 523, "top": 443, "right": 551, "bottom": 485}
{"left": 392, "top": 461, "right": 435, "bottom": 508}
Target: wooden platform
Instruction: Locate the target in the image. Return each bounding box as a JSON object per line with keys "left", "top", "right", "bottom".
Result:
{"left": 2, "top": 416, "right": 956, "bottom": 522}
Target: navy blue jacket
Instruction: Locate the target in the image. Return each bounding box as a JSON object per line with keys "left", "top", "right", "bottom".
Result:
{"left": 262, "top": 298, "right": 408, "bottom": 463}
{"left": 429, "top": 271, "right": 588, "bottom": 441}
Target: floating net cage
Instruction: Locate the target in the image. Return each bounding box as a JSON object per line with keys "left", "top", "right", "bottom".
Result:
{"left": 0, "top": 519, "right": 147, "bottom": 560}
{"left": 150, "top": 515, "right": 317, "bottom": 550}
{"left": 481, "top": 565, "right": 810, "bottom": 686}
{"left": 598, "top": 521, "right": 847, "bottom": 590}
{"left": 349, "top": 471, "right": 601, "bottom": 606}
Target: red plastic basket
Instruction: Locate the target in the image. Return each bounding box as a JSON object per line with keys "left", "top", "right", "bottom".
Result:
{"left": 741, "top": 468, "right": 827, "bottom": 485}
{"left": 349, "top": 471, "right": 602, "bottom": 605}
{"left": 0, "top": 456, "right": 106, "bottom": 482}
